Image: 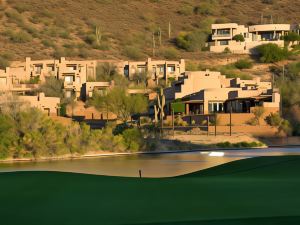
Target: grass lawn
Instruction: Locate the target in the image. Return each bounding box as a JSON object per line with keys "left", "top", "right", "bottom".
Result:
{"left": 0, "top": 156, "right": 300, "bottom": 225}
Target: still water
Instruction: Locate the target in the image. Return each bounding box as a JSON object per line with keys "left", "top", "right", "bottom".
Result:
{"left": 0, "top": 148, "right": 300, "bottom": 177}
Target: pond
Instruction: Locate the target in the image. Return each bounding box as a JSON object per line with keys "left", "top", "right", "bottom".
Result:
{"left": 0, "top": 147, "right": 300, "bottom": 177}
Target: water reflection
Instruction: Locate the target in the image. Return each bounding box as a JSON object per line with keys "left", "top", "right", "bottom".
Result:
{"left": 0, "top": 148, "right": 300, "bottom": 177}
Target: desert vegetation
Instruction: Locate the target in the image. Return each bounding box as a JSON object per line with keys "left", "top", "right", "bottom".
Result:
{"left": 0, "top": 0, "right": 299, "bottom": 60}
{"left": 0, "top": 96, "right": 148, "bottom": 160}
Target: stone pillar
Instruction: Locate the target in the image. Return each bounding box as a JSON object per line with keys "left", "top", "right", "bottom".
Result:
{"left": 185, "top": 103, "right": 189, "bottom": 115}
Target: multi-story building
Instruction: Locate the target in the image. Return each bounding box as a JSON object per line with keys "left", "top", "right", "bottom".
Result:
{"left": 116, "top": 58, "right": 185, "bottom": 83}
{"left": 208, "top": 23, "right": 291, "bottom": 54}
{"left": 0, "top": 92, "right": 60, "bottom": 116}
{"left": 164, "top": 70, "right": 280, "bottom": 115}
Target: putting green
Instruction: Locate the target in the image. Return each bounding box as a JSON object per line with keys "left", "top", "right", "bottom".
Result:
{"left": 1, "top": 156, "right": 300, "bottom": 225}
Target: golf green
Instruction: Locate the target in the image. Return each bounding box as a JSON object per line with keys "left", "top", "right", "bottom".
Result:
{"left": 1, "top": 156, "right": 300, "bottom": 225}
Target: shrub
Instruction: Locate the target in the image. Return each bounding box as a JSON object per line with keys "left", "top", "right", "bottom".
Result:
{"left": 124, "top": 46, "right": 144, "bottom": 60}
{"left": 5, "top": 9, "right": 24, "bottom": 25}
{"left": 122, "top": 128, "right": 144, "bottom": 152}
{"left": 177, "top": 5, "right": 193, "bottom": 16}
{"left": 175, "top": 31, "right": 208, "bottom": 52}
{"left": 284, "top": 32, "right": 300, "bottom": 44}
{"left": 174, "top": 117, "right": 188, "bottom": 126}
{"left": 235, "top": 59, "right": 253, "bottom": 69}
{"left": 42, "top": 39, "right": 55, "bottom": 48}
{"left": 265, "top": 113, "right": 282, "bottom": 126}
{"left": 278, "top": 119, "right": 292, "bottom": 136}
{"left": 252, "top": 106, "right": 265, "bottom": 125}
{"left": 194, "top": 3, "right": 215, "bottom": 15}
{"left": 163, "top": 47, "right": 179, "bottom": 59}
{"left": 262, "top": 0, "right": 276, "bottom": 4}
{"left": 256, "top": 43, "right": 289, "bottom": 63}
{"left": 232, "top": 34, "right": 245, "bottom": 42}
{"left": 223, "top": 47, "right": 231, "bottom": 53}
{"left": 85, "top": 34, "right": 96, "bottom": 45}
{"left": 0, "top": 56, "right": 10, "bottom": 69}
{"left": 216, "top": 141, "right": 263, "bottom": 148}
{"left": 13, "top": 3, "right": 31, "bottom": 13}
{"left": 6, "top": 30, "right": 32, "bottom": 43}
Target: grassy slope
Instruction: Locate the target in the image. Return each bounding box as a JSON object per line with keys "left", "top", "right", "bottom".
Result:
{"left": 0, "top": 156, "right": 300, "bottom": 225}
{"left": 0, "top": 0, "right": 300, "bottom": 60}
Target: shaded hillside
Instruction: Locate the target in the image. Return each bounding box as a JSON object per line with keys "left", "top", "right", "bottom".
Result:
{"left": 0, "top": 0, "right": 299, "bottom": 61}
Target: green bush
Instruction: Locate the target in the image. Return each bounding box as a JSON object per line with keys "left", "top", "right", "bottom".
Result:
{"left": 5, "top": 9, "right": 24, "bottom": 25}
{"left": 194, "top": 3, "right": 215, "bottom": 15}
{"left": 42, "top": 39, "right": 55, "bottom": 48}
{"left": 256, "top": 43, "right": 289, "bottom": 63}
{"left": 0, "top": 56, "right": 10, "bottom": 69}
{"left": 13, "top": 3, "right": 31, "bottom": 13}
{"left": 85, "top": 34, "right": 96, "bottom": 45}
{"left": 216, "top": 141, "right": 263, "bottom": 148}
{"left": 232, "top": 34, "right": 245, "bottom": 42}
{"left": 175, "top": 31, "right": 208, "bottom": 52}
{"left": 265, "top": 113, "right": 282, "bottom": 126}
{"left": 6, "top": 30, "right": 32, "bottom": 43}
{"left": 177, "top": 5, "right": 193, "bottom": 16}
{"left": 223, "top": 47, "right": 231, "bottom": 53}
{"left": 124, "top": 46, "right": 144, "bottom": 60}
{"left": 284, "top": 32, "right": 300, "bottom": 44}
{"left": 235, "top": 59, "right": 253, "bottom": 69}
{"left": 163, "top": 47, "right": 179, "bottom": 59}
{"left": 122, "top": 128, "right": 144, "bottom": 152}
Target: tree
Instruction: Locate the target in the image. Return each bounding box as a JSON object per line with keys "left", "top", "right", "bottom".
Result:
{"left": 94, "top": 62, "right": 118, "bottom": 82}
{"left": 233, "top": 34, "right": 245, "bottom": 42}
{"left": 256, "top": 43, "right": 289, "bottom": 63}
{"left": 235, "top": 59, "right": 253, "bottom": 69}
{"left": 38, "top": 76, "right": 64, "bottom": 98}
{"left": 132, "top": 72, "right": 148, "bottom": 86}
{"left": 253, "top": 106, "right": 265, "bottom": 125}
{"left": 0, "top": 114, "right": 17, "bottom": 159}
{"left": 90, "top": 88, "right": 148, "bottom": 122}
{"left": 284, "top": 32, "right": 300, "bottom": 45}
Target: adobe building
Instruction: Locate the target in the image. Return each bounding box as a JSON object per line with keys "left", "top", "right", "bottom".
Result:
{"left": 116, "top": 58, "right": 185, "bottom": 84}
{"left": 164, "top": 70, "right": 279, "bottom": 115}
{"left": 0, "top": 92, "right": 60, "bottom": 116}
{"left": 208, "top": 23, "right": 291, "bottom": 54}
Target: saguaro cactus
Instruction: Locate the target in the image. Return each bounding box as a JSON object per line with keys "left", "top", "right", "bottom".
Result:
{"left": 158, "top": 27, "right": 162, "bottom": 46}
{"left": 95, "top": 26, "right": 102, "bottom": 45}
{"left": 168, "top": 21, "right": 171, "bottom": 39}
{"left": 157, "top": 88, "right": 165, "bottom": 120}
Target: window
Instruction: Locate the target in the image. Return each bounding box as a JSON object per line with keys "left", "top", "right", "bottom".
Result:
{"left": 67, "top": 65, "right": 77, "bottom": 71}
{"left": 47, "top": 64, "right": 54, "bottom": 72}
{"left": 158, "top": 65, "right": 164, "bottom": 73}
{"left": 35, "top": 64, "right": 42, "bottom": 74}
{"left": 64, "top": 76, "right": 73, "bottom": 84}
{"left": 124, "top": 65, "right": 129, "bottom": 77}
{"left": 217, "top": 29, "right": 230, "bottom": 35}
{"left": 208, "top": 102, "right": 224, "bottom": 113}
{"left": 137, "top": 65, "right": 146, "bottom": 74}
{"left": 220, "top": 40, "right": 229, "bottom": 46}
{"left": 167, "top": 65, "right": 175, "bottom": 73}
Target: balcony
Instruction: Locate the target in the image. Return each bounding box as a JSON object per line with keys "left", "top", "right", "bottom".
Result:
{"left": 11, "top": 84, "right": 38, "bottom": 91}
{"left": 212, "top": 33, "right": 231, "bottom": 40}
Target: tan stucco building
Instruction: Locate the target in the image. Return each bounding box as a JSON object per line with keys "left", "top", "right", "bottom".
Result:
{"left": 208, "top": 23, "right": 291, "bottom": 54}
{"left": 115, "top": 58, "right": 185, "bottom": 84}
{"left": 164, "top": 70, "right": 280, "bottom": 115}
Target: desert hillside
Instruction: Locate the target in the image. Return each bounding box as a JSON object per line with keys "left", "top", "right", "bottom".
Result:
{"left": 0, "top": 0, "right": 299, "bottom": 62}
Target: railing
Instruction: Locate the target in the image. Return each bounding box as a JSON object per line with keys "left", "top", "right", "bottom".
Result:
{"left": 212, "top": 34, "right": 231, "bottom": 37}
